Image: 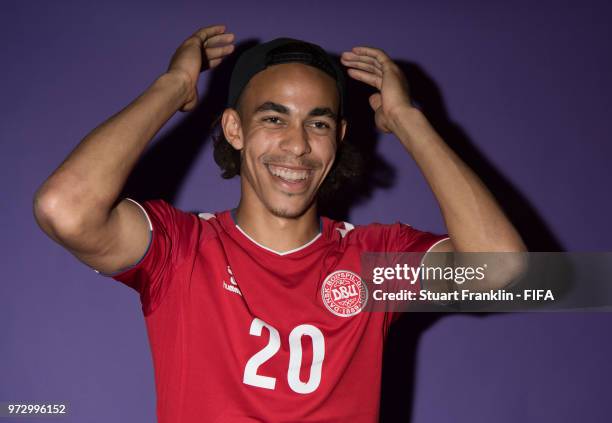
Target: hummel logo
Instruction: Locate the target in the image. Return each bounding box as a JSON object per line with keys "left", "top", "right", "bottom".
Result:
{"left": 223, "top": 265, "right": 242, "bottom": 296}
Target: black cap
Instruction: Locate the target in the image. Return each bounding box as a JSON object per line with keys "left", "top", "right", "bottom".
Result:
{"left": 227, "top": 38, "right": 346, "bottom": 116}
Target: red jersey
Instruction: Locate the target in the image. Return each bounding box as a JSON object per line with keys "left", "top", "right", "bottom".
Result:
{"left": 96, "top": 198, "right": 448, "bottom": 422}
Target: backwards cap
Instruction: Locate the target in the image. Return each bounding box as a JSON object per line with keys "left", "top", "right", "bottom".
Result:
{"left": 227, "top": 38, "right": 346, "bottom": 116}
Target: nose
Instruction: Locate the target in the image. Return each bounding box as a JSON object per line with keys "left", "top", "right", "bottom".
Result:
{"left": 279, "top": 124, "right": 312, "bottom": 157}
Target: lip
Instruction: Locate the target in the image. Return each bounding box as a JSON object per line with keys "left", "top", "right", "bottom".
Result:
{"left": 265, "top": 163, "right": 313, "bottom": 193}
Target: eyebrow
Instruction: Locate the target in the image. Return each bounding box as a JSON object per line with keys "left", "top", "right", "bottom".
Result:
{"left": 254, "top": 101, "right": 337, "bottom": 120}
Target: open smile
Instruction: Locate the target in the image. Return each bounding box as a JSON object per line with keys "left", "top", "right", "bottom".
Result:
{"left": 265, "top": 164, "right": 314, "bottom": 192}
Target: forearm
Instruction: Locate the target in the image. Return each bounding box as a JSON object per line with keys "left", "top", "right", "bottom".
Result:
{"left": 34, "top": 72, "right": 189, "bottom": 229}
{"left": 390, "top": 106, "right": 526, "bottom": 252}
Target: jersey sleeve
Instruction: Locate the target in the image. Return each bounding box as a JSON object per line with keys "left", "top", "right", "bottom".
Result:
{"left": 395, "top": 222, "right": 450, "bottom": 253}
{"left": 384, "top": 222, "right": 450, "bottom": 328}
{"left": 94, "top": 197, "right": 197, "bottom": 314}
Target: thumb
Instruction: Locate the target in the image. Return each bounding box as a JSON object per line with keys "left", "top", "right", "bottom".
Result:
{"left": 180, "top": 86, "right": 199, "bottom": 112}
{"left": 368, "top": 93, "right": 382, "bottom": 111}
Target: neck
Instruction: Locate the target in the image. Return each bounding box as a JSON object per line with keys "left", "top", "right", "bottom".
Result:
{"left": 234, "top": 200, "right": 321, "bottom": 254}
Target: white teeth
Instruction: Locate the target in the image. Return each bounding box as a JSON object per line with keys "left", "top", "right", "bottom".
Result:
{"left": 267, "top": 165, "right": 309, "bottom": 182}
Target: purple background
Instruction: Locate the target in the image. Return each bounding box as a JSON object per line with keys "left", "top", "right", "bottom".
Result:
{"left": 2, "top": 0, "right": 612, "bottom": 421}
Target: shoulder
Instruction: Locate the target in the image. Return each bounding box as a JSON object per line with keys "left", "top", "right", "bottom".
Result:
{"left": 195, "top": 208, "right": 232, "bottom": 244}
{"left": 324, "top": 216, "right": 402, "bottom": 248}
{"left": 324, "top": 215, "right": 448, "bottom": 252}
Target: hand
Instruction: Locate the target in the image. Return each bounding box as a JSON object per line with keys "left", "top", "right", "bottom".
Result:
{"left": 341, "top": 46, "right": 412, "bottom": 133}
{"left": 167, "top": 24, "right": 235, "bottom": 112}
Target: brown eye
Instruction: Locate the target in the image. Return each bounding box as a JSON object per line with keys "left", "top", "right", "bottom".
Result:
{"left": 263, "top": 116, "right": 282, "bottom": 124}
{"left": 311, "top": 121, "right": 330, "bottom": 129}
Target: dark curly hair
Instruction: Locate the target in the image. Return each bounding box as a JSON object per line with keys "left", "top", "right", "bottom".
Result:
{"left": 210, "top": 108, "right": 364, "bottom": 204}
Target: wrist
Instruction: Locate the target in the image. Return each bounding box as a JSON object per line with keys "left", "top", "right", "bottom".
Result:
{"left": 388, "top": 104, "right": 425, "bottom": 134}
{"left": 153, "top": 71, "right": 192, "bottom": 109}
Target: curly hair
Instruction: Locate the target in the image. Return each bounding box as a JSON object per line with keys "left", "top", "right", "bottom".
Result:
{"left": 210, "top": 110, "right": 364, "bottom": 203}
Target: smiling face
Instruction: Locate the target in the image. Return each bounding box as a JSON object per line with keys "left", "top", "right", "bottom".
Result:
{"left": 221, "top": 62, "right": 347, "bottom": 219}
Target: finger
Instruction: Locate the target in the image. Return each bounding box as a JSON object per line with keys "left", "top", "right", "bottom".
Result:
{"left": 204, "top": 50, "right": 232, "bottom": 71}
{"left": 341, "top": 51, "right": 382, "bottom": 70}
{"left": 204, "top": 44, "right": 235, "bottom": 60}
{"left": 193, "top": 24, "right": 227, "bottom": 42}
{"left": 208, "top": 58, "right": 223, "bottom": 69}
{"left": 204, "top": 32, "right": 235, "bottom": 48}
{"left": 346, "top": 68, "right": 382, "bottom": 90}
{"left": 351, "top": 46, "right": 392, "bottom": 66}
{"left": 340, "top": 58, "right": 382, "bottom": 76}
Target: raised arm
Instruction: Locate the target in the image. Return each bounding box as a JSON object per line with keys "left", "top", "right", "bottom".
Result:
{"left": 32, "top": 25, "right": 235, "bottom": 275}
{"left": 341, "top": 46, "right": 527, "bottom": 290}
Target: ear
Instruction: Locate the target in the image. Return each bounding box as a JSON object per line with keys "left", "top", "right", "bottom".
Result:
{"left": 338, "top": 118, "right": 348, "bottom": 143}
{"left": 221, "top": 108, "right": 244, "bottom": 150}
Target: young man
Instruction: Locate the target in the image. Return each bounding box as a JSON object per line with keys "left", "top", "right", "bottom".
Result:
{"left": 33, "top": 25, "right": 525, "bottom": 422}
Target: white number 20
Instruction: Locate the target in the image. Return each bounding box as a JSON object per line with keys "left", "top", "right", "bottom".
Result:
{"left": 242, "top": 318, "right": 325, "bottom": 394}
